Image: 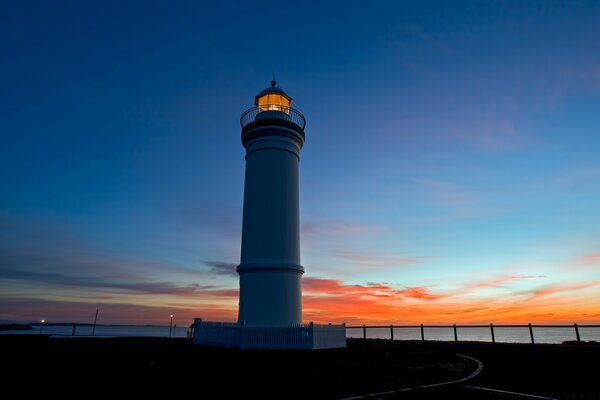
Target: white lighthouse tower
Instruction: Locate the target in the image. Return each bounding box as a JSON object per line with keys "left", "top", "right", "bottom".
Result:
{"left": 237, "top": 79, "right": 304, "bottom": 325}
{"left": 193, "top": 81, "right": 345, "bottom": 349}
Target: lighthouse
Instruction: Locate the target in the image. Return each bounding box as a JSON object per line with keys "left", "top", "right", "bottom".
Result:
{"left": 193, "top": 81, "right": 345, "bottom": 349}
{"left": 237, "top": 79, "right": 305, "bottom": 325}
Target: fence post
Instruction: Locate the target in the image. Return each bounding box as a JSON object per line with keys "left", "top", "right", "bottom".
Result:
{"left": 72, "top": 323, "right": 77, "bottom": 336}
{"left": 528, "top": 323, "right": 535, "bottom": 344}
{"left": 390, "top": 324, "right": 394, "bottom": 341}
{"left": 490, "top": 323, "right": 495, "bottom": 343}
{"left": 453, "top": 324, "right": 458, "bottom": 342}
{"left": 363, "top": 324, "right": 366, "bottom": 340}
{"left": 241, "top": 322, "right": 246, "bottom": 350}
{"left": 574, "top": 323, "right": 581, "bottom": 343}
{"left": 420, "top": 324, "right": 425, "bottom": 341}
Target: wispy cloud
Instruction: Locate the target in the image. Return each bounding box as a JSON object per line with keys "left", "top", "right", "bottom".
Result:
{"left": 0, "top": 266, "right": 226, "bottom": 297}
{"left": 571, "top": 252, "right": 600, "bottom": 268}
{"left": 541, "top": 164, "right": 600, "bottom": 190}
{"left": 203, "top": 261, "right": 238, "bottom": 277}
{"left": 0, "top": 296, "right": 238, "bottom": 325}
{"left": 0, "top": 214, "right": 209, "bottom": 280}
{"left": 334, "top": 250, "right": 429, "bottom": 268}
{"left": 301, "top": 220, "right": 423, "bottom": 273}
{"left": 301, "top": 220, "right": 384, "bottom": 240}
{"left": 454, "top": 118, "right": 534, "bottom": 151}
{"left": 460, "top": 274, "right": 546, "bottom": 293}
{"left": 417, "top": 179, "right": 478, "bottom": 209}
{"left": 178, "top": 204, "right": 242, "bottom": 240}
{"left": 415, "top": 178, "right": 495, "bottom": 221}
{"left": 525, "top": 280, "right": 600, "bottom": 301}
{"left": 0, "top": 214, "right": 239, "bottom": 314}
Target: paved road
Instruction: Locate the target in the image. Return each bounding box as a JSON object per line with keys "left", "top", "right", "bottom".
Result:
{"left": 355, "top": 341, "right": 600, "bottom": 399}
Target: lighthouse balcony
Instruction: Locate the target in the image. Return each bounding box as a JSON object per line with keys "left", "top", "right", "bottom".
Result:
{"left": 240, "top": 106, "right": 306, "bottom": 131}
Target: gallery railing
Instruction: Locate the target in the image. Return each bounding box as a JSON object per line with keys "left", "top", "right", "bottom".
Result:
{"left": 240, "top": 106, "right": 306, "bottom": 130}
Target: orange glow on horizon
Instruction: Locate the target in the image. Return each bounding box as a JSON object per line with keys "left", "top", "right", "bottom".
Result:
{"left": 3, "top": 275, "right": 599, "bottom": 326}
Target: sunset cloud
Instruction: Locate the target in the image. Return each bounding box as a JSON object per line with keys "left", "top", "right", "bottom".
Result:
{"left": 399, "top": 286, "right": 442, "bottom": 301}
{"left": 2, "top": 266, "right": 599, "bottom": 326}
{"left": 526, "top": 280, "right": 600, "bottom": 301}
{"left": 300, "top": 275, "right": 596, "bottom": 325}
{"left": 572, "top": 253, "right": 600, "bottom": 268}
{"left": 303, "top": 276, "right": 441, "bottom": 301}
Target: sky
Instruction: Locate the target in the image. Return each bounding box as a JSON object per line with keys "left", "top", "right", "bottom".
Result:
{"left": 1, "top": 1, "right": 600, "bottom": 327}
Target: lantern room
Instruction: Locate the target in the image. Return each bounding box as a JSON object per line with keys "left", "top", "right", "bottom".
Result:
{"left": 255, "top": 80, "right": 291, "bottom": 112}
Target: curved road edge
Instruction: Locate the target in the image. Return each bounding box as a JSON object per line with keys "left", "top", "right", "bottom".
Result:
{"left": 338, "top": 353, "right": 484, "bottom": 400}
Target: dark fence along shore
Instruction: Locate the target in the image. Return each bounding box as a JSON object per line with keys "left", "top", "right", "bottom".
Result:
{"left": 346, "top": 323, "right": 600, "bottom": 344}
{"left": 3, "top": 322, "right": 600, "bottom": 344}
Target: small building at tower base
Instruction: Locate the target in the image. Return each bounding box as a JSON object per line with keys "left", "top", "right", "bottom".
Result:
{"left": 193, "top": 319, "right": 346, "bottom": 350}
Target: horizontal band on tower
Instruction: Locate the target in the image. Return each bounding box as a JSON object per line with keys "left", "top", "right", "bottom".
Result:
{"left": 237, "top": 263, "right": 305, "bottom": 274}
{"left": 244, "top": 136, "right": 302, "bottom": 160}
{"left": 241, "top": 123, "right": 305, "bottom": 149}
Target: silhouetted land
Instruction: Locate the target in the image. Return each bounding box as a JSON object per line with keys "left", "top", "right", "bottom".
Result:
{"left": 389, "top": 341, "right": 600, "bottom": 399}
{"left": 0, "top": 324, "right": 32, "bottom": 331}
{"left": 2, "top": 337, "right": 599, "bottom": 398}
{"left": 2, "top": 336, "right": 472, "bottom": 397}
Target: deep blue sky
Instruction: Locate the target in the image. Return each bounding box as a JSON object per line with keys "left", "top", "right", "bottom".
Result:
{"left": 1, "top": 1, "right": 600, "bottom": 324}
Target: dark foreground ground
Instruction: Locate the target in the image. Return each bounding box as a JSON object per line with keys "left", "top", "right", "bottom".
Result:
{"left": 2, "top": 336, "right": 599, "bottom": 399}
{"left": 385, "top": 341, "right": 600, "bottom": 400}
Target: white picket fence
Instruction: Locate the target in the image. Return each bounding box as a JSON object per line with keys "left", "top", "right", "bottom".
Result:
{"left": 192, "top": 319, "right": 346, "bottom": 350}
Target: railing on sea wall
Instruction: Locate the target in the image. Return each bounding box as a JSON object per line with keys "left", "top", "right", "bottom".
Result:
{"left": 345, "top": 323, "right": 600, "bottom": 344}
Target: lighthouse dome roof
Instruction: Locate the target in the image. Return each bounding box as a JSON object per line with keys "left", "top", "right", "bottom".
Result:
{"left": 256, "top": 80, "right": 291, "bottom": 99}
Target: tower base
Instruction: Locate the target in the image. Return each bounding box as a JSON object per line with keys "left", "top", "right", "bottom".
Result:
{"left": 192, "top": 319, "right": 346, "bottom": 350}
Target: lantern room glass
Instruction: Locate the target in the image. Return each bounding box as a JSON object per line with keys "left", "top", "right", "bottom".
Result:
{"left": 256, "top": 93, "right": 290, "bottom": 112}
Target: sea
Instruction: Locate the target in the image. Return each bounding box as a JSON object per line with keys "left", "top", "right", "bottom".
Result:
{"left": 0, "top": 324, "right": 189, "bottom": 338}
{"left": 2, "top": 324, "right": 599, "bottom": 344}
